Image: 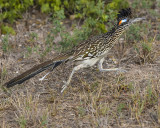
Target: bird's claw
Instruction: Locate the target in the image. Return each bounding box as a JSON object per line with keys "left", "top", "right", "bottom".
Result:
{"left": 61, "top": 85, "right": 67, "bottom": 93}
{"left": 61, "top": 81, "right": 68, "bottom": 93}
{"left": 116, "top": 68, "right": 127, "bottom": 74}
{"left": 39, "top": 72, "right": 50, "bottom": 81}
{"left": 39, "top": 76, "right": 47, "bottom": 81}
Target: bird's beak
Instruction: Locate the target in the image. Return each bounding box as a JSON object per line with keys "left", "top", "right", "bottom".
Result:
{"left": 130, "top": 17, "right": 146, "bottom": 23}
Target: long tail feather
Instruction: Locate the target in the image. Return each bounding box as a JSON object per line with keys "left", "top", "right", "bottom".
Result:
{"left": 3, "top": 59, "right": 65, "bottom": 88}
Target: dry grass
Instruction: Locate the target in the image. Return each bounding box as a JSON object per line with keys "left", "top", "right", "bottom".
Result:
{"left": 0, "top": 6, "right": 160, "bottom": 128}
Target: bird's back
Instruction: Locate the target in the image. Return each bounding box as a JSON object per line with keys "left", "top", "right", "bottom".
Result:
{"left": 71, "top": 32, "right": 112, "bottom": 61}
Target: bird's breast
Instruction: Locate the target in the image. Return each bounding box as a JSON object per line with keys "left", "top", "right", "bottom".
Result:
{"left": 74, "top": 57, "right": 100, "bottom": 67}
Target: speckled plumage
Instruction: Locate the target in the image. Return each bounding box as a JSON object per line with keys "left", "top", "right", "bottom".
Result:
{"left": 4, "top": 8, "right": 145, "bottom": 92}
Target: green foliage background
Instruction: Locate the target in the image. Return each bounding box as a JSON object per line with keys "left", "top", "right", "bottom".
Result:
{"left": 0, "top": 0, "right": 129, "bottom": 34}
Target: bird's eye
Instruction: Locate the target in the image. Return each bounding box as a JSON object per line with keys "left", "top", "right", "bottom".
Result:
{"left": 119, "top": 18, "right": 127, "bottom": 25}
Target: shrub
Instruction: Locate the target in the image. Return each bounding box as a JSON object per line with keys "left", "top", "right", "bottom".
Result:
{"left": 0, "top": 0, "right": 33, "bottom": 34}
{"left": 0, "top": 0, "right": 129, "bottom": 34}
{"left": 0, "top": 0, "right": 33, "bottom": 23}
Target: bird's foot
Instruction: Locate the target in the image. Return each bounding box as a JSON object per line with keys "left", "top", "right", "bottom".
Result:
{"left": 61, "top": 81, "right": 68, "bottom": 93}
{"left": 39, "top": 75, "right": 47, "bottom": 81}
{"left": 116, "top": 68, "right": 127, "bottom": 74}
{"left": 39, "top": 72, "right": 50, "bottom": 81}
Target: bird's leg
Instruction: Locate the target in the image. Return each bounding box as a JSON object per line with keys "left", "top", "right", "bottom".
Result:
{"left": 61, "top": 64, "right": 84, "bottom": 93}
{"left": 39, "top": 72, "right": 50, "bottom": 81}
{"left": 39, "top": 65, "right": 56, "bottom": 81}
{"left": 98, "top": 58, "right": 126, "bottom": 72}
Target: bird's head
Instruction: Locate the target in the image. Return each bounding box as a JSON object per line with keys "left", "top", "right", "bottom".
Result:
{"left": 117, "top": 8, "right": 145, "bottom": 28}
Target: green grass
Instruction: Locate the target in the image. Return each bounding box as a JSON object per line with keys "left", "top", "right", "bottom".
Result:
{"left": 2, "top": 34, "right": 9, "bottom": 52}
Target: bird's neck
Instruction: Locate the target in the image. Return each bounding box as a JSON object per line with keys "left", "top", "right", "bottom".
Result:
{"left": 112, "top": 25, "right": 128, "bottom": 39}
{"left": 101, "top": 24, "right": 130, "bottom": 52}
{"left": 105, "top": 25, "right": 129, "bottom": 43}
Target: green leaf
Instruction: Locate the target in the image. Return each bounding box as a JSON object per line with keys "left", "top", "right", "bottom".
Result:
{"left": 1, "top": 25, "right": 16, "bottom": 35}
{"left": 41, "top": 3, "right": 50, "bottom": 13}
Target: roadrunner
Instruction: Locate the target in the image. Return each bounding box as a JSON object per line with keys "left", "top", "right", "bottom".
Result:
{"left": 3, "top": 8, "right": 145, "bottom": 92}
